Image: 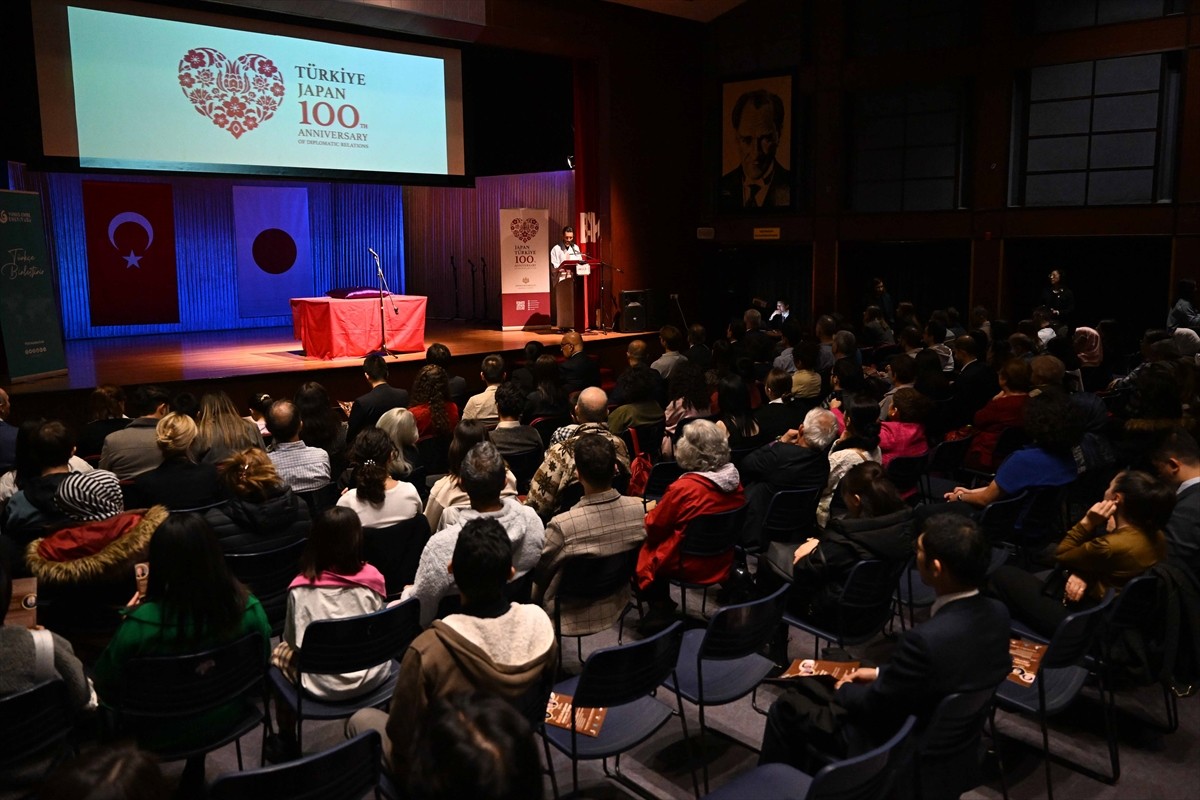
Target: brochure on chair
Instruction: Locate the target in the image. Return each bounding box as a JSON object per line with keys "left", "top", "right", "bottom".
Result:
{"left": 1008, "top": 638, "right": 1047, "bottom": 686}
{"left": 545, "top": 692, "right": 607, "bottom": 737}
{"left": 768, "top": 658, "right": 861, "bottom": 686}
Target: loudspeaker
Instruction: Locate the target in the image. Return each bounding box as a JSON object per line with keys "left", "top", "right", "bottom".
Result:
{"left": 619, "top": 289, "right": 654, "bottom": 332}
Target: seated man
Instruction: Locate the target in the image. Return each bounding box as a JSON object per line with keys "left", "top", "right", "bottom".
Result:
{"left": 532, "top": 435, "right": 645, "bottom": 637}
{"left": 525, "top": 387, "right": 631, "bottom": 520}
{"left": 461, "top": 354, "right": 505, "bottom": 427}
{"left": 487, "top": 382, "right": 544, "bottom": 456}
{"left": 1152, "top": 428, "right": 1200, "bottom": 577}
{"left": 1, "top": 421, "right": 80, "bottom": 542}
{"left": 759, "top": 514, "right": 1011, "bottom": 771}
{"left": 346, "top": 354, "right": 409, "bottom": 445}
{"left": 348, "top": 517, "right": 556, "bottom": 784}
{"left": 651, "top": 325, "right": 687, "bottom": 380}
{"left": 265, "top": 400, "right": 331, "bottom": 493}
{"left": 402, "top": 443, "right": 544, "bottom": 627}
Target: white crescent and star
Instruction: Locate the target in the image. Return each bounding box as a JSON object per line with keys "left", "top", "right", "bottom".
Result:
{"left": 107, "top": 212, "right": 155, "bottom": 269}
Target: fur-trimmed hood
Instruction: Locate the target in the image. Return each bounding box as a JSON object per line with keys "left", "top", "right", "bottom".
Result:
{"left": 25, "top": 505, "right": 169, "bottom": 585}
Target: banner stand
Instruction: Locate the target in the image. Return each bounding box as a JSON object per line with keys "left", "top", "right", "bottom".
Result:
{"left": 0, "top": 191, "right": 67, "bottom": 382}
{"left": 499, "top": 208, "right": 552, "bottom": 331}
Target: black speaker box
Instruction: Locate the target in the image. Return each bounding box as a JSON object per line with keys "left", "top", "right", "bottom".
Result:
{"left": 619, "top": 289, "right": 654, "bottom": 332}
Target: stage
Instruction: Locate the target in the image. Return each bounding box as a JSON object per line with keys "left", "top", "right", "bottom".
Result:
{"left": 6, "top": 320, "right": 640, "bottom": 430}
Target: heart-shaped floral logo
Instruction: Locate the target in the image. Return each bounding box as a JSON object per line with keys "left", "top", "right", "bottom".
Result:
{"left": 509, "top": 218, "right": 540, "bottom": 243}
{"left": 178, "top": 48, "right": 284, "bottom": 139}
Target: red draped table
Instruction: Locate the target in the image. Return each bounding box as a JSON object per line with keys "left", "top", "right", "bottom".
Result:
{"left": 290, "top": 296, "right": 427, "bottom": 360}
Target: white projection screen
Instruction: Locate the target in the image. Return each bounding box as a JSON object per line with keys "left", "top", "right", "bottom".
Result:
{"left": 32, "top": 0, "right": 466, "bottom": 180}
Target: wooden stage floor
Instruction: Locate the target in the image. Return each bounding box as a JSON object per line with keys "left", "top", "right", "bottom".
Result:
{"left": 9, "top": 320, "right": 640, "bottom": 400}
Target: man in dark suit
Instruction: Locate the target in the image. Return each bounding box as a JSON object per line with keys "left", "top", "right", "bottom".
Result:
{"left": 759, "top": 513, "right": 1012, "bottom": 769}
{"left": 346, "top": 354, "right": 409, "bottom": 445}
{"left": 1153, "top": 428, "right": 1200, "bottom": 577}
{"left": 558, "top": 332, "right": 601, "bottom": 397}
{"left": 718, "top": 89, "right": 792, "bottom": 210}
{"left": 948, "top": 335, "right": 999, "bottom": 429}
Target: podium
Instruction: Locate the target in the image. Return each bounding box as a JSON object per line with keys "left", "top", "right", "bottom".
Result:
{"left": 555, "top": 259, "right": 594, "bottom": 330}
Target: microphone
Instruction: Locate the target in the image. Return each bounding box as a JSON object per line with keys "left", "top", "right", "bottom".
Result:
{"left": 368, "top": 247, "right": 378, "bottom": 258}
{"left": 467, "top": 259, "right": 477, "bottom": 271}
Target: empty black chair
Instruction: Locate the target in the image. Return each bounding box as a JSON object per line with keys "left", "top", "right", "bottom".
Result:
{"left": 919, "top": 436, "right": 972, "bottom": 502}
{"left": 886, "top": 454, "right": 927, "bottom": 500}
{"left": 224, "top": 538, "right": 308, "bottom": 637}
{"left": 784, "top": 559, "right": 904, "bottom": 658}
{"left": 664, "top": 584, "right": 790, "bottom": 793}
{"left": 361, "top": 515, "right": 432, "bottom": 599}
{"left": 269, "top": 599, "right": 422, "bottom": 752}
{"left": 0, "top": 680, "right": 75, "bottom": 792}
{"left": 629, "top": 420, "right": 667, "bottom": 460}
{"left": 114, "top": 633, "right": 268, "bottom": 769}
{"left": 908, "top": 686, "right": 1005, "bottom": 800}
{"left": 671, "top": 504, "right": 748, "bottom": 615}
{"left": 641, "top": 460, "right": 685, "bottom": 508}
{"left": 757, "top": 488, "right": 821, "bottom": 549}
{"left": 415, "top": 434, "right": 452, "bottom": 478}
{"left": 208, "top": 730, "right": 383, "bottom": 800}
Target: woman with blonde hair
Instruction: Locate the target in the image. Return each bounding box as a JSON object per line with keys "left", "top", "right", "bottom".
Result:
{"left": 375, "top": 407, "right": 421, "bottom": 480}
{"left": 202, "top": 448, "right": 309, "bottom": 553}
{"left": 196, "top": 391, "right": 265, "bottom": 464}
{"left": 128, "top": 412, "right": 222, "bottom": 510}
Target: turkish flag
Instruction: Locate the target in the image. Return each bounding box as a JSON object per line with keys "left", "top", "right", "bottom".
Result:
{"left": 82, "top": 181, "right": 179, "bottom": 326}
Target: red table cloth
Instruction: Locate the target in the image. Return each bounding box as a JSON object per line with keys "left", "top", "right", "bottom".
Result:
{"left": 290, "top": 296, "right": 427, "bottom": 360}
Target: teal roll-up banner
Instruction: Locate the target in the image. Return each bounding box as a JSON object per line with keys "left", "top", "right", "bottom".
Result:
{"left": 0, "top": 191, "right": 67, "bottom": 381}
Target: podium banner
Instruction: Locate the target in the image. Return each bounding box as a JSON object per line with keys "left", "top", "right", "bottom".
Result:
{"left": 499, "top": 208, "right": 550, "bottom": 330}
{"left": 0, "top": 191, "right": 67, "bottom": 380}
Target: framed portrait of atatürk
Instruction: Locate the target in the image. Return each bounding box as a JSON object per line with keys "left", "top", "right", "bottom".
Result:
{"left": 717, "top": 73, "right": 795, "bottom": 213}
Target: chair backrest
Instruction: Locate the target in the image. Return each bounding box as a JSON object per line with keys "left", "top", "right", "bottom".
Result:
{"left": 556, "top": 548, "right": 640, "bottom": 603}
{"left": 642, "top": 460, "right": 685, "bottom": 499}
{"left": 992, "top": 427, "right": 1031, "bottom": 465}
{"left": 224, "top": 538, "right": 308, "bottom": 635}
{"left": 0, "top": 680, "right": 73, "bottom": 772}
{"left": 918, "top": 686, "right": 1000, "bottom": 758}
{"left": 118, "top": 633, "right": 265, "bottom": 720}
{"left": 1013, "top": 484, "right": 1067, "bottom": 545}
{"left": 808, "top": 715, "right": 917, "bottom": 800}
{"left": 503, "top": 447, "right": 543, "bottom": 495}
{"left": 925, "top": 436, "right": 971, "bottom": 477}
{"left": 208, "top": 730, "right": 382, "bottom": 800}
{"left": 699, "top": 584, "right": 789, "bottom": 661}
{"left": 835, "top": 560, "right": 905, "bottom": 645}
{"left": 296, "top": 483, "right": 340, "bottom": 515}
{"left": 762, "top": 488, "right": 820, "bottom": 541}
{"left": 976, "top": 490, "right": 1030, "bottom": 542}
{"left": 1042, "top": 590, "right": 1116, "bottom": 670}
{"left": 630, "top": 420, "right": 667, "bottom": 459}
{"left": 298, "top": 598, "right": 422, "bottom": 676}
{"left": 886, "top": 454, "right": 927, "bottom": 494}
{"left": 530, "top": 416, "right": 571, "bottom": 451}
{"left": 1106, "top": 574, "right": 1159, "bottom": 631}
{"left": 680, "top": 505, "right": 747, "bottom": 560}
{"left": 416, "top": 434, "right": 452, "bottom": 476}
{"left": 573, "top": 621, "right": 684, "bottom": 709}
{"left": 362, "top": 515, "right": 433, "bottom": 598}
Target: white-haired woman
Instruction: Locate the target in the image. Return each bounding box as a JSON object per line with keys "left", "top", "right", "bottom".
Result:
{"left": 375, "top": 407, "right": 421, "bottom": 481}
{"left": 635, "top": 419, "right": 745, "bottom": 632}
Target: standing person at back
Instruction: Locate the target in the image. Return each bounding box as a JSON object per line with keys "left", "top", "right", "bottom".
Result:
{"left": 346, "top": 354, "right": 409, "bottom": 445}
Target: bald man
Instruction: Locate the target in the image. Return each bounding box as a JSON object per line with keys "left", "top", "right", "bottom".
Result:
{"left": 610, "top": 339, "right": 666, "bottom": 407}
{"left": 0, "top": 389, "right": 17, "bottom": 473}
{"left": 525, "top": 387, "right": 631, "bottom": 520}
{"left": 558, "top": 332, "right": 601, "bottom": 396}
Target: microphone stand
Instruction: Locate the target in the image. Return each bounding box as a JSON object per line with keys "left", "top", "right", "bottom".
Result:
{"left": 594, "top": 259, "right": 609, "bottom": 335}
{"left": 467, "top": 259, "right": 479, "bottom": 322}
{"left": 480, "top": 256, "right": 491, "bottom": 324}
{"left": 451, "top": 255, "right": 461, "bottom": 320}
{"left": 371, "top": 248, "right": 398, "bottom": 356}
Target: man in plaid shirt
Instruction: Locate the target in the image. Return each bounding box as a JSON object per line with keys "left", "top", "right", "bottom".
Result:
{"left": 266, "top": 400, "right": 331, "bottom": 493}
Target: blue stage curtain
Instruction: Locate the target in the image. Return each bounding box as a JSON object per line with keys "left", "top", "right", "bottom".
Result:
{"left": 41, "top": 173, "right": 405, "bottom": 340}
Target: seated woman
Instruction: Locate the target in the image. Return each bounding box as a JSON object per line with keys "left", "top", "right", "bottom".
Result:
{"left": 128, "top": 413, "right": 222, "bottom": 511}
{"left": 295, "top": 381, "right": 348, "bottom": 471}
{"left": 607, "top": 367, "right": 665, "bottom": 436}
{"left": 990, "top": 470, "right": 1173, "bottom": 638}
{"left": 963, "top": 358, "right": 1031, "bottom": 472}
{"left": 269, "top": 507, "right": 390, "bottom": 760}
{"left": 409, "top": 365, "right": 460, "bottom": 439}
{"left": 92, "top": 513, "right": 271, "bottom": 790}
{"left": 636, "top": 420, "right": 745, "bottom": 632}
{"left": 941, "top": 387, "right": 1082, "bottom": 511}
{"left": 817, "top": 395, "right": 883, "bottom": 527}
{"left": 337, "top": 428, "right": 424, "bottom": 530}
{"left": 423, "top": 421, "right": 518, "bottom": 531}
{"left": 764, "top": 461, "right": 913, "bottom": 620}
{"left": 195, "top": 391, "right": 266, "bottom": 465}
{"left": 76, "top": 384, "right": 131, "bottom": 461}
{"left": 714, "top": 374, "right": 771, "bottom": 452}
{"left": 203, "top": 448, "right": 311, "bottom": 554}
{"left": 523, "top": 355, "right": 571, "bottom": 423}
{"left": 661, "top": 360, "right": 713, "bottom": 458}
{"left": 879, "top": 387, "right": 932, "bottom": 467}
{"left": 375, "top": 407, "right": 422, "bottom": 482}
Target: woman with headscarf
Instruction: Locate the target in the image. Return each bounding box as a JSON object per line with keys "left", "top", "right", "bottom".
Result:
{"left": 1073, "top": 326, "right": 1111, "bottom": 392}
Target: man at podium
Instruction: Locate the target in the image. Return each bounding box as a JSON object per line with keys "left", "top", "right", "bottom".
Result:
{"left": 551, "top": 226, "right": 583, "bottom": 330}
